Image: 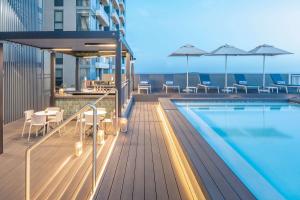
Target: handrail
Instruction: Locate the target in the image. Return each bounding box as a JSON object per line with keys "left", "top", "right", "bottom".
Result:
{"left": 25, "top": 88, "right": 118, "bottom": 200}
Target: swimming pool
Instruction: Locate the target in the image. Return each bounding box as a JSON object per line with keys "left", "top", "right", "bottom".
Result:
{"left": 175, "top": 101, "right": 300, "bottom": 200}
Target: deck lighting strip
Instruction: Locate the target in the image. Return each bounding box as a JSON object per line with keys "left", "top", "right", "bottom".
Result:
{"left": 157, "top": 105, "right": 205, "bottom": 200}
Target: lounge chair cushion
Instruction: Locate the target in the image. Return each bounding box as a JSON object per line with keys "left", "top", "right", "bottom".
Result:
{"left": 165, "top": 81, "right": 174, "bottom": 85}
{"left": 202, "top": 81, "right": 211, "bottom": 85}
{"left": 239, "top": 81, "right": 247, "bottom": 85}
{"left": 276, "top": 81, "right": 286, "bottom": 85}
{"left": 140, "top": 81, "right": 149, "bottom": 85}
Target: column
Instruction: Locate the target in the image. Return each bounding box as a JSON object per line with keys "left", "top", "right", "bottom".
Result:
{"left": 125, "top": 53, "right": 131, "bottom": 98}
{"left": 0, "top": 43, "right": 3, "bottom": 154}
{"left": 50, "top": 52, "right": 56, "bottom": 106}
{"left": 115, "top": 40, "right": 122, "bottom": 117}
{"left": 75, "top": 58, "right": 80, "bottom": 91}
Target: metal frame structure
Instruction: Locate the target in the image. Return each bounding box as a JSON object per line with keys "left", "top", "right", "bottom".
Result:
{"left": 25, "top": 88, "right": 118, "bottom": 200}
{"left": 0, "top": 31, "right": 134, "bottom": 154}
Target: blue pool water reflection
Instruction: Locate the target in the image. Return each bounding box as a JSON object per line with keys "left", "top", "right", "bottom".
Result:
{"left": 175, "top": 101, "right": 300, "bottom": 200}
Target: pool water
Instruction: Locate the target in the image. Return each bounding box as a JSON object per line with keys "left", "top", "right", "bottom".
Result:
{"left": 175, "top": 101, "right": 300, "bottom": 200}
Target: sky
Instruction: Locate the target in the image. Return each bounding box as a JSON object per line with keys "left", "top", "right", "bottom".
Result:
{"left": 126, "top": 0, "right": 300, "bottom": 74}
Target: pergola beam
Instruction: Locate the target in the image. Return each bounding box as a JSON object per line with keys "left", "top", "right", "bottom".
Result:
{"left": 0, "top": 43, "right": 3, "bottom": 154}
{"left": 50, "top": 52, "right": 56, "bottom": 106}
{"left": 115, "top": 39, "right": 122, "bottom": 117}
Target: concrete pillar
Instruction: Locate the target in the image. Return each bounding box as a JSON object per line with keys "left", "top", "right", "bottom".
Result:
{"left": 50, "top": 52, "right": 56, "bottom": 106}
{"left": 131, "top": 62, "right": 135, "bottom": 91}
{"left": 115, "top": 40, "right": 122, "bottom": 117}
{"left": 125, "top": 53, "right": 131, "bottom": 98}
{"left": 0, "top": 43, "right": 3, "bottom": 154}
{"left": 75, "top": 58, "right": 80, "bottom": 91}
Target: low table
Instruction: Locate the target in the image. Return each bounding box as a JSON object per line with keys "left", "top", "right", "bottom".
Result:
{"left": 138, "top": 84, "right": 152, "bottom": 94}
{"left": 185, "top": 87, "right": 198, "bottom": 93}
{"left": 222, "top": 87, "right": 237, "bottom": 94}
{"left": 266, "top": 86, "right": 279, "bottom": 94}
{"left": 163, "top": 84, "right": 180, "bottom": 94}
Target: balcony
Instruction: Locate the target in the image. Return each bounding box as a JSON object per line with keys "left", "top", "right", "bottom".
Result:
{"left": 96, "top": 5, "right": 109, "bottom": 26}
{"left": 100, "top": 0, "right": 110, "bottom": 6}
{"left": 119, "top": 13, "right": 125, "bottom": 24}
{"left": 111, "top": 0, "right": 120, "bottom": 10}
{"left": 120, "top": 26, "right": 125, "bottom": 36}
{"left": 111, "top": 10, "right": 120, "bottom": 25}
{"left": 95, "top": 62, "right": 110, "bottom": 69}
{"left": 119, "top": 0, "right": 125, "bottom": 11}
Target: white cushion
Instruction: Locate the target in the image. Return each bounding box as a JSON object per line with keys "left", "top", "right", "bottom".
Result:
{"left": 165, "top": 81, "right": 174, "bottom": 85}
{"left": 140, "top": 81, "right": 149, "bottom": 84}
{"left": 202, "top": 81, "right": 211, "bottom": 85}
{"left": 239, "top": 81, "right": 247, "bottom": 85}
{"left": 277, "top": 81, "right": 286, "bottom": 85}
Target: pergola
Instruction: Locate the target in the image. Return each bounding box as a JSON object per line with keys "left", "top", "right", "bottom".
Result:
{"left": 0, "top": 31, "right": 134, "bottom": 153}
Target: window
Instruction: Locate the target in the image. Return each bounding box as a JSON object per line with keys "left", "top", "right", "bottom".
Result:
{"left": 56, "top": 53, "right": 63, "bottom": 65}
{"left": 54, "top": 10, "right": 63, "bottom": 31}
{"left": 54, "top": 0, "right": 63, "bottom": 7}
{"left": 76, "top": 0, "right": 89, "bottom": 7}
{"left": 56, "top": 69, "right": 63, "bottom": 87}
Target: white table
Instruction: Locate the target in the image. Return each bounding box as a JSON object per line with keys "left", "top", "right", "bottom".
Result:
{"left": 138, "top": 84, "right": 152, "bottom": 94}
{"left": 34, "top": 111, "right": 58, "bottom": 132}
{"left": 222, "top": 87, "right": 237, "bottom": 94}
{"left": 186, "top": 87, "right": 197, "bottom": 93}
{"left": 163, "top": 84, "right": 180, "bottom": 94}
{"left": 35, "top": 111, "right": 58, "bottom": 117}
{"left": 84, "top": 110, "right": 107, "bottom": 116}
{"left": 266, "top": 86, "right": 279, "bottom": 94}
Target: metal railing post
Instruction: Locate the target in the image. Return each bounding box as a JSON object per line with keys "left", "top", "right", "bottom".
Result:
{"left": 115, "top": 89, "right": 119, "bottom": 136}
{"left": 25, "top": 149, "right": 30, "bottom": 200}
{"left": 24, "top": 89, "right": 118, "bottom": 200}
{"left": 86, "top": 103, "right": 97, "bottom": 192}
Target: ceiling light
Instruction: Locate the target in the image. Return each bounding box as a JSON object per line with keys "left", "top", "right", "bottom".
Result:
{"left": 85, "top": 43, "right": 116, "bottom": 48}
{"left": 52, "top": 48, "right": 72, "bottom": 52}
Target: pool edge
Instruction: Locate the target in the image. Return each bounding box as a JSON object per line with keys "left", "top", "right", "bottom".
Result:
{"left": 158, "top": 97, "right": 257, "bottom": 200}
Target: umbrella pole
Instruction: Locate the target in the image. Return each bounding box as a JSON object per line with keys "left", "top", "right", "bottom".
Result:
{"left": 186, "top": 56, "right": 189, "bottom": 90}
{"left": 225, "top": 55, "right": 228, "bottom": 88}
{"left": 263, "top": 55, "right": 266, "bottom": 88}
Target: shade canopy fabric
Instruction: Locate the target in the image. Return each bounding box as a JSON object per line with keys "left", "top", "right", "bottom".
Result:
{"left": 169, "top": 44, "right": 207, "bottom": 92}
{"left": 210, "top": 44, "right": 248, "bottom": 56}
{"left": 169, "top": 44, "right": 207, "bottom": 57}
{"left": 249, "top": 44, "right": 292, "bottom": 56}
{"left": 209, "top": 44, "right": 248, "bottom": 89}
{"left": 249, "top": 44, "right": 292, "bottom": 88}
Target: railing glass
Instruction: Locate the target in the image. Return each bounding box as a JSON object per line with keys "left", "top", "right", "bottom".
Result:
{"left": 25, "top": 89, "right": 119, "bottom": 200}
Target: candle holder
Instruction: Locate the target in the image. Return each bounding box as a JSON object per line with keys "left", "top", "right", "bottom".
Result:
{"left": 97, "top": 130, "right": 105, "bottom": 145}
{"left": 75, "top": 142, "right": 83, "bottom": 157}
{"left": 59, "top": 88, "right": 65, "bottom": 96}
{"left": 120, "top": 118, "right": 128, "bottom": 133}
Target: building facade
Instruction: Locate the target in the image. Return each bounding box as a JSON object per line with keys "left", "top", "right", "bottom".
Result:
{"left": 43, "top": 0, "right": 127, "bottom": 88}
{"left": 0, "top": 0, "right": 50, "bottom": 124}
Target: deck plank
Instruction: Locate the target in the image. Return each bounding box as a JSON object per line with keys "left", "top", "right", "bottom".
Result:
{"left": 94, "top": 102, "right": 192, "bottom": 200}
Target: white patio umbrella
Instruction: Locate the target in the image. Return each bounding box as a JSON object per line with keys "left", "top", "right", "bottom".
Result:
{"left": 210, "top": 44, "right": 248, "bottom": 88}
{"left": 249, "top": 44, "right": 292, "bottom": 88}
{"left": 169, "top": 44, "right": 207, "bottom": 92}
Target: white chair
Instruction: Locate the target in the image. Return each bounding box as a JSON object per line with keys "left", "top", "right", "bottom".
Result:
{"left": 83, "top": 114, "right": 101, "bottom": 137}
{"left": 75, "top": 113, "right": 86, "bottom": 135}
{"left": 46, "top": 107, "right": 61, "bottom": 112}
{"left": 48, "top": 110, "right": 64, "bottom": 135}
{"left": 22, "top": 110, "right": 34, "bottom": 137}
{"left": 28, "top": 114, "right": 47, "bottom": 142}
{"left": 103, "top": 112, "right": 114, "bottom": 134}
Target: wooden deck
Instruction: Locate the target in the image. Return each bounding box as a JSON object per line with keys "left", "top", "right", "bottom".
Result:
{"left": 94, "top": 102, "right": 198, "bottom": 200}
{"left": 0, "top": 118, "right": 115, "bottom": 200}
{"left": 159, "top": 98, "right": 256, "bottom": 200}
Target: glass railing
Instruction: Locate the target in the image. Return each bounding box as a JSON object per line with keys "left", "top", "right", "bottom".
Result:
{"left": 25, "top": 89, "right": 119, "bottom": 200}
{"left": 95, "top": 4, "right": 109, "bottom": 26}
